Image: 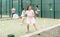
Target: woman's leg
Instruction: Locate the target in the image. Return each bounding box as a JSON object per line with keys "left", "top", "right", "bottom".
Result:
{"left": 26, "top": 18, "right": 30, "bottom": 32}
{"left": 36, "top": 14, "right": 38, "bottom": 17}
{"left": 31, "top": 18, "right": 38, "bottom": 31}
{"left": 21, "top": 17, "right": 24, "bottom": 23}
{"left": 27, "top": 24, "right": 30, "bottom": 32}
{"left": 33, "top": 23, "right": 38, "bottom": 31}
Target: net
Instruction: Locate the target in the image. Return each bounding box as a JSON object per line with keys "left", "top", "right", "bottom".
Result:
{"left": 21, "top": 24, "right": 60, "bottom": 37}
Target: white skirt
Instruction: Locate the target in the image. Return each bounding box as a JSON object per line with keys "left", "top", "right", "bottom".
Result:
{"left": 26, "top": 17, "right": 35, "bottom": 25}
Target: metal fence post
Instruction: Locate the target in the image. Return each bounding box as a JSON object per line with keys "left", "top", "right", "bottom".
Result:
{"left": 9, "top": 0, "right": 12, "bottom": 17}
{"left": 6, "top": 0, "right": 7, "bottom": 15}
{"left": 54, "top": 0, "right": 55, "bottom": 19}
{"left": 18, "top": 0, "right": 21, "bottom": 16}
{"left": 12, "top": 0, "right": 13, "bottom": 8}
{"left": 21, "top": 0, "right": 23, "bottom": 11}
{"left": 0, "top": 0, "right": 2, "bottom": 18}
{"left": 41, "top": 0, "right": 42, "bottom": 18}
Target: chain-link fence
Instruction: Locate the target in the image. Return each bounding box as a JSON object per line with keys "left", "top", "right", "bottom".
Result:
{"left": 0, "top": 0, "right": 60, "bottom": 19}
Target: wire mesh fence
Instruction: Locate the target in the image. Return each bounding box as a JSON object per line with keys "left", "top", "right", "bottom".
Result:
{"left": 0, "top": 0, "right": 60, "bottom": 19}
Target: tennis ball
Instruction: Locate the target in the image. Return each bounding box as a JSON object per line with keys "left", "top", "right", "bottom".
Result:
{"left": 50, "top": 8, "right": 53, "bottom": 11}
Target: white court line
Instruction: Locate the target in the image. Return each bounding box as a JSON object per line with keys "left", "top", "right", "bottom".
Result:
{"left": 20, "top": 24, "right": 60, "bottom": 37}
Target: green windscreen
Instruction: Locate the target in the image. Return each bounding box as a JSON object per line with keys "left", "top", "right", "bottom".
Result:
{"left": 42, "top": 0, "right": 54, "bottom": 18}
{"left": 0, "top": 0, "right": 60, "bottom": 19}
{"left": 55, "top": 0, "right": 60, "bottom": 19}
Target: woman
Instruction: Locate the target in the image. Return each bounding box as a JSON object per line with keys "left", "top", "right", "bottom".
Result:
{"left": 21, "top": 8, "right": 25, "bottom": 24}
{"left": 35, "top": 5, "right": 40, "bottom": 17}
{"left": 25, "top": 5, "right": 38, "bottom": 32}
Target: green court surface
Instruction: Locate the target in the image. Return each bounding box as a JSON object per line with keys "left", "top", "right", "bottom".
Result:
{"left": 0, "top": 18, "right": 60, "bottom": 37}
